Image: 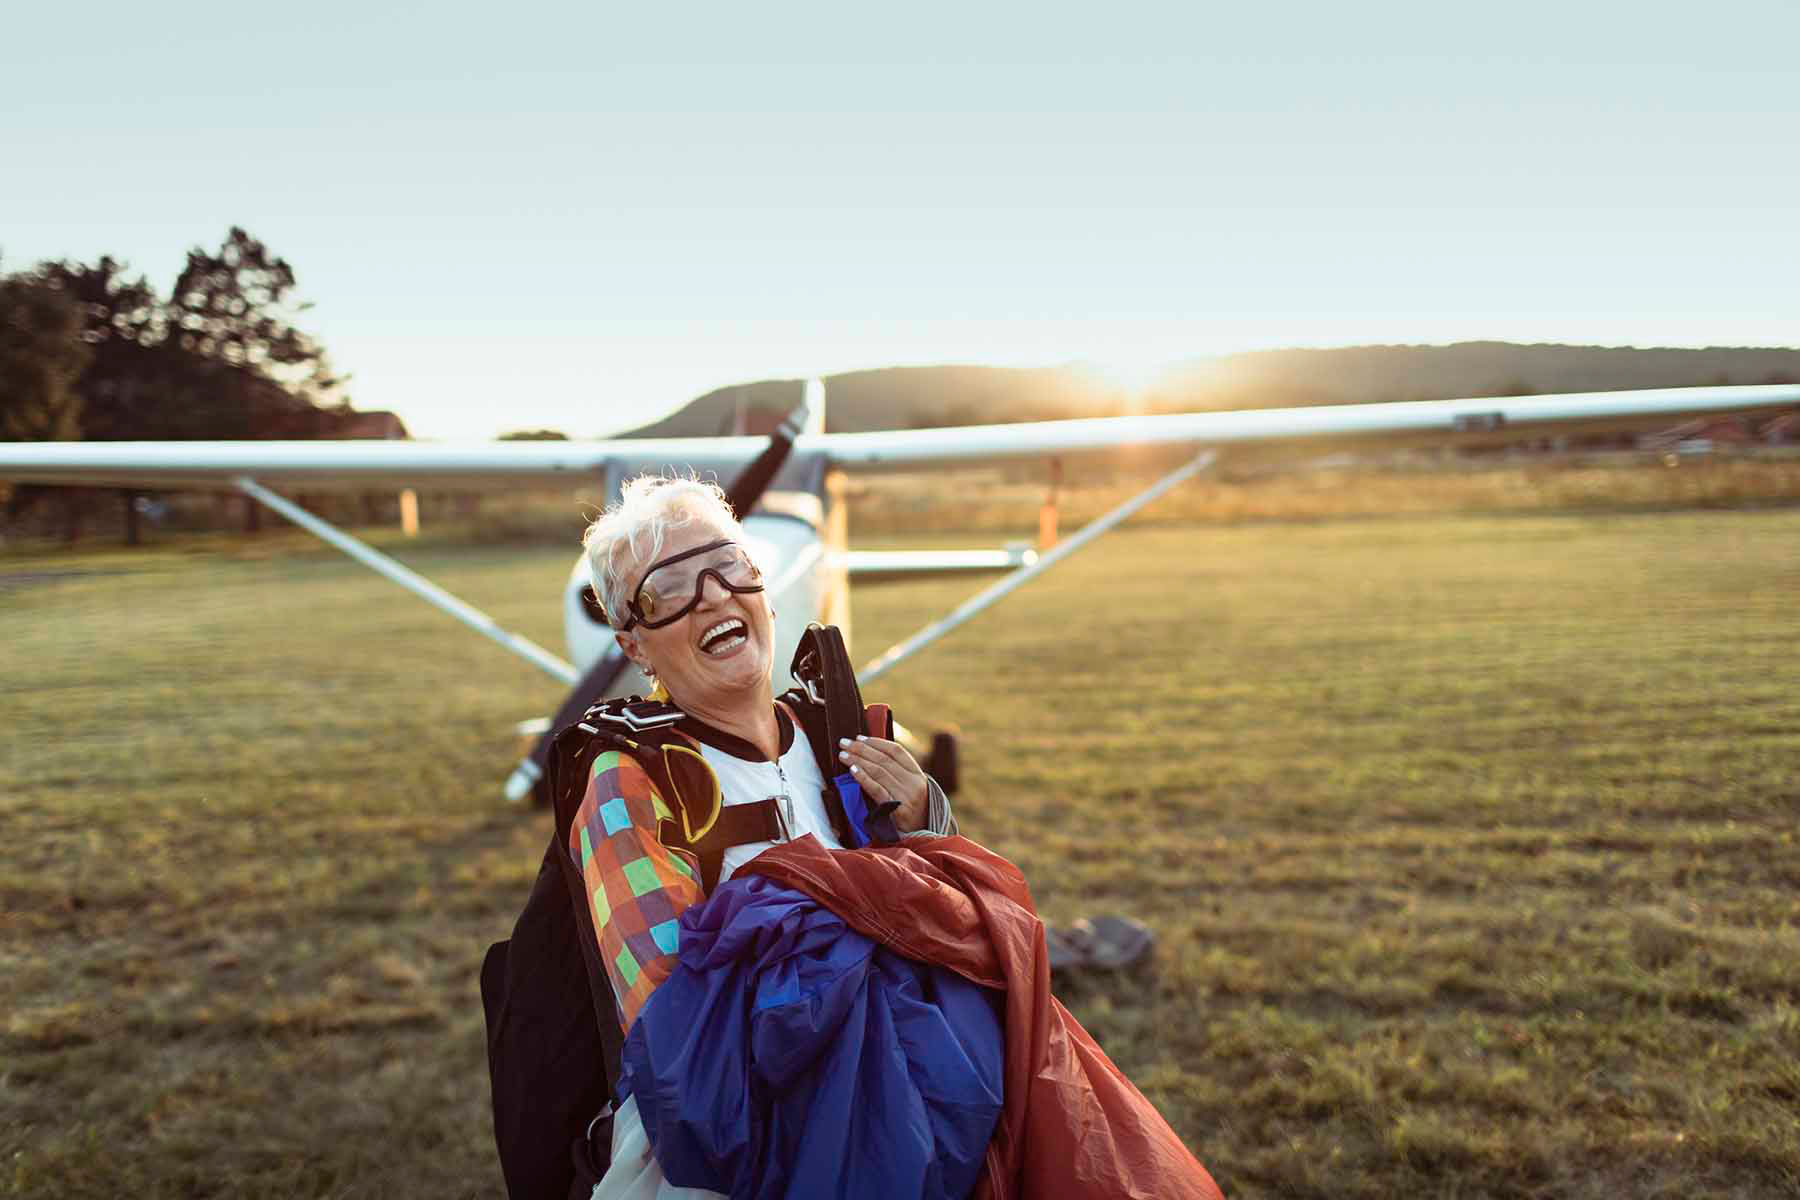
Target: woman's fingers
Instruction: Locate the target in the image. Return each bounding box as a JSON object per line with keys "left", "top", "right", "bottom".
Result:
{"left": 844, "top": 736, "right": 922, "bottom": 776}
{"left": 837, "top": 740, "right": 900, "bottom": 794}
{"left": 836, "top": 736, "right": 928, "bottom": 831}
{"left": 836, "top": 737, "right": 919, "bottom": 789}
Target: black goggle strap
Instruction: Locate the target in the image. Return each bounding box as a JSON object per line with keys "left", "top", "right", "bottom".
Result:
{"left": 623, "top": 537, "right": 740, "bottom": 631}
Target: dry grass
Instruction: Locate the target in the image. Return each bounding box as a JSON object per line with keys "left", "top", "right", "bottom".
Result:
{"left": 4, "top": 498, "right": 1799, "bottom": 1198}
{"left": 846, "top": 450, "right": 1800, "bottom": 536}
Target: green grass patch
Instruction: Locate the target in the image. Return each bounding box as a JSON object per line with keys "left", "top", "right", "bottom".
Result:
{"left": 4, "top": 508, "right": 1799, "bottom": 1197}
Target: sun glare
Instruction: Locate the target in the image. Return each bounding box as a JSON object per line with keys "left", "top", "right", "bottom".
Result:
{"left": 1084, "top": 359, "right": 1174, "bottom": 409}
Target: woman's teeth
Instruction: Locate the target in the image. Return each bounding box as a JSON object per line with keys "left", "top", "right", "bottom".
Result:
{"left": 700, "top": 619, "right": 748, "bottom": 654}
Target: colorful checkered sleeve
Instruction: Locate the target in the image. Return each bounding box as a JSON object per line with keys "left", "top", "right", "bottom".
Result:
{"left": 567, "top": 749, "right": 705, "bottom": 1031}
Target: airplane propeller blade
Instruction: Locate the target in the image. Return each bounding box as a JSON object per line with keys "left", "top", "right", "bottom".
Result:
{"left": 723, "top": 380, "right": 818, "bottom": 518}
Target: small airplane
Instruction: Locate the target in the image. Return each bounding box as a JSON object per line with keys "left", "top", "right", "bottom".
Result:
{"left": 5, "top": 380, "right": 1797, "bottom": 804}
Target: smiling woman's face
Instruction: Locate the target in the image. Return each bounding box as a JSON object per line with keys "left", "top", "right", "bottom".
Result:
{"left": 616, "top": 520, "right": 775, "bottom": 709}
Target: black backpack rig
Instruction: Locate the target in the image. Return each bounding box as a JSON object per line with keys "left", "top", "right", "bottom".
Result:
{"left": 480, "top": 625, "right": 896, "bottom": 1200}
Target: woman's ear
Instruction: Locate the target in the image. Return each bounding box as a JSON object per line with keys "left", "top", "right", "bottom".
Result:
{"left": 616, "top": 631, "right": 651, "bottom": 675}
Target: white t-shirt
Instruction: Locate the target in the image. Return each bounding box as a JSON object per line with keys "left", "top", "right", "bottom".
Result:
{"left": 692, "top": 709, "right": 846, "bottom": 886}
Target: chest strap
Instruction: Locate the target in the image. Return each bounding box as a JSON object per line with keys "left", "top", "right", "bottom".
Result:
{"left": 686, "top": 800, "right": 788, "bottom": 894}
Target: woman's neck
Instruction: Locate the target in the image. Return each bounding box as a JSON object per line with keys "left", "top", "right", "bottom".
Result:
{"left": 673, "top": 682, "right": 781, "bottom": 760}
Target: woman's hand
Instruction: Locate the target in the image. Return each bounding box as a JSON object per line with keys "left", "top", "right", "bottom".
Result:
{"left": 837, "top": 736, "right": 929, "bottom": 833}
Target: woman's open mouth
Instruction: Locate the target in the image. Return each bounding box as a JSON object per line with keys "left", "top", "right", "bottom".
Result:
{"left": 699, "top": 618, "right": 748, "bottom": 657}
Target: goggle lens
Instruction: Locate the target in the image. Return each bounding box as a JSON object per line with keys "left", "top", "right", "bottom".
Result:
{"left": 627, "top": 539, "right": 763, "bottom": 630}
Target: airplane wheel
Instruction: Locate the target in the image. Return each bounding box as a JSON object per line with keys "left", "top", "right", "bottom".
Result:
{"left": 927, "top": 730, "right": 960, "bottom": 796}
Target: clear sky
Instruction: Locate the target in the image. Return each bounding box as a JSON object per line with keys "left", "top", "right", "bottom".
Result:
{"left": 6, "top": 2, "right": 1796, "bottom": 438}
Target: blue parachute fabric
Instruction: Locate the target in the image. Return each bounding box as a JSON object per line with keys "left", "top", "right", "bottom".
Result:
{"left": 833, "top": 771, "right": 900, "bottom": 847}
{"left": 833, "top": 770, "right": 872, "bottom": 847}
{"left": 618, "top": 873, "right": 1003, "bottom": 1200}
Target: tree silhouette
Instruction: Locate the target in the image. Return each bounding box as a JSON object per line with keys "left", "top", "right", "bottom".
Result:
{"left": 0, "top": 266, "right": 100, "bottom": 540}
{"left": 10, "top": 231, "right": 352, "bottom": 541}
{"left": 0, "top": 266, "right": 92, "bottom": 442}
{"left": 163, "top": 227, "right": 347, "bottom": 438}
{"left": 40, "top": 255, "right": 165, "bottom": 440}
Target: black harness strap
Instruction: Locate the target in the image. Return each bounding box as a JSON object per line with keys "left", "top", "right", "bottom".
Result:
{"left": 788, "top": 623, "right": 900, "bottom": 845}
{"left": 688, "top": 801, "right": 787, "bottom": 893}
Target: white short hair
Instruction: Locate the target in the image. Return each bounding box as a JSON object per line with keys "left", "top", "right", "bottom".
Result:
{"left": 582, "top": 475, "right": 743, "bottom": 627}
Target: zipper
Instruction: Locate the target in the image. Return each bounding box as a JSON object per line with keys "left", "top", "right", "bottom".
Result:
{"left": 773, "top": 760, "right": 795, "bottom": 840}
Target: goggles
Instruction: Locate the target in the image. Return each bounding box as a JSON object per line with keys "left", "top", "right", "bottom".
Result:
{"left": 620, "top": 537, "right": 764, "bottom": 631}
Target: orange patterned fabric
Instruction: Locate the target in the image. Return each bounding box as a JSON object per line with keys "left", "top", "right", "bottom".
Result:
{"left": 566, "top": 748, "right": 705, "bottom": 1030}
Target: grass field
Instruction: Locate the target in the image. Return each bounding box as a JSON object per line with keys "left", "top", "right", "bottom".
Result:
{"left": 4, "top": 506, "right": 1798, "bottom": 1198}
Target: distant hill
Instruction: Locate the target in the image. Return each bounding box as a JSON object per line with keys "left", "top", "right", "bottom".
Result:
{"left": 620, "top": 342, "right": 1800, "bottom": 437}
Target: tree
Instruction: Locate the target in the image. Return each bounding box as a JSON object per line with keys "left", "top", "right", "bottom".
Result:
{"left": 40, "top": 255, "right": 165, "bottom": 440}
{"left": 42, "top": 230, "right": 347, "bottom": 445}
{"left": 29, "top": 256, "right": 195, "bottom": 541}
{"left": 15, "top": 232, "right": 351, "bottom": 542}
{"left": 0, "top": 267, "right": 98, "bottom": 541}
{"left": 163, "top": 227, "right": 347, "bottom": 439}
{"left": 0, "top": 266, "right": 92, "bottom": 442}
{"left": 87, "top": 231, "right": 349, "bottom": 536}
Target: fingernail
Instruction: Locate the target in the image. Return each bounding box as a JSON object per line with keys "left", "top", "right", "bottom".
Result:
{"left": 838, "top": 738, "right": 851, "bottom": 747}
{"left": 850, "top": 765, "right": 861, "bottom": 775}
{"left": 838, "top": 751, "right": 850, "bottom": 762}
{"left": 856, "top": 735, "right": 868, "bottom": 742}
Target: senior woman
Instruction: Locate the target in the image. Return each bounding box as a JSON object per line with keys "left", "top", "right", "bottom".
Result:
{"left": 571, "top": 475, "right": 957, "bottom": 1199}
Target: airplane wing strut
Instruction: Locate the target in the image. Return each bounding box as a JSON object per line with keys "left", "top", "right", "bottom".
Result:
{"left": 855, "top": 449, "right": 1219, "bottom": 686}
{"left": 235, "top": 477, "right": 580, "bottom": 686}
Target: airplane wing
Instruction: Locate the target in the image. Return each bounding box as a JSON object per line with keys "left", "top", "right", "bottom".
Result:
{"left": 805, "top": 384, "right": 1800, "bottom": 470}
{"left": 0, "top": 436, "right": 771, "bottom": 490}
{"left": 0, "top": 384, "right": 1795, "bottom": 488}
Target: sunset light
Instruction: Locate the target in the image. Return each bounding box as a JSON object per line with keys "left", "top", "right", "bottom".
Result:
{"left": 1076, "top": 359, "right": 1178, "bottom": 411}
{"left": 5, "top": 6, "right": 1799, "bottom": 1197}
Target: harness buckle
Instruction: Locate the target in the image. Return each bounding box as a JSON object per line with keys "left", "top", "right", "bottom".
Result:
{"left": 585, "top": 697, "right": 685, "bottom": 732}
